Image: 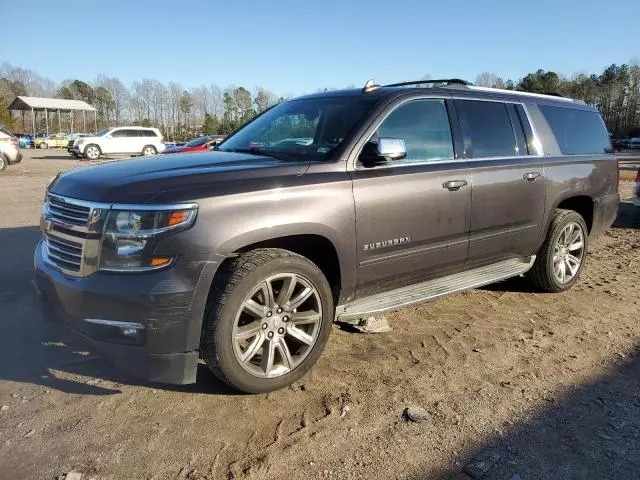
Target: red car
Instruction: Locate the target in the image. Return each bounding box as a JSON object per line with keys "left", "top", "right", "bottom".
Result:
{"left": 162, "top": 135, "right": 226, "bottom": 154}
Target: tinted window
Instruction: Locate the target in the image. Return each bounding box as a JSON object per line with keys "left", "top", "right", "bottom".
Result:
{"left": 111, "top": 129, "right": 127, "bottom": 138}
{"left": 539, "top": 105, "right": 611, "bottom": 155}
{"left": 142, "top": 129, "right": 157, "bottom": 137}
{"left": 455, "top": 100, "right": 517, "bottom": 158}
{"left": 374, "top": 99, "right": 454, "bottom": 164}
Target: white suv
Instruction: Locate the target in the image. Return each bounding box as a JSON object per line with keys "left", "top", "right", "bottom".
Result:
{"left": 72, "top": 127, "right": 166, "bottom": 160}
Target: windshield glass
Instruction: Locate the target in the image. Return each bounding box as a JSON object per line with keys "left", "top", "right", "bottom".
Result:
{"left": 219, "top": 96, "right": 377, "bottom": 161}
{"left": 184, "top": 136, "right": 211, "bottom": 147}
{"left": 95, "top": 128, "right": 112, "bottom": 137}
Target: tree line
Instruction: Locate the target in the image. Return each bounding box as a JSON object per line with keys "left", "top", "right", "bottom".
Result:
{"left": 1, "top": 60, "right": 639, "bottom": 140}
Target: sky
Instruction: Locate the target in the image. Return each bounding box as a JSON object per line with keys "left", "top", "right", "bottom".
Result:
{"left": 3, "top": 0, "right": 640, "bottom": 96}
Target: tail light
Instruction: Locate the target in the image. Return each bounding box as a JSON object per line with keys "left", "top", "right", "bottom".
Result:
{"left": 10, "top": 138, "right": 18, "bottom": 148}
{"left": 636, "top": 168, "right": 640, "bottom": 183}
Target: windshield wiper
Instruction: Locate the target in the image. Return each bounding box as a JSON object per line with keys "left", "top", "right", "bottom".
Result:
{"left": 221, "top": 147, "right": 296, "bottom": 161}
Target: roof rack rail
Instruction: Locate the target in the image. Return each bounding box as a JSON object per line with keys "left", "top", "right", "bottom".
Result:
{"left": 383, "top": 79, "right": 471, "bottom": 88}
{"left": 466, "top": 85, "right": 576, "bottom": 103}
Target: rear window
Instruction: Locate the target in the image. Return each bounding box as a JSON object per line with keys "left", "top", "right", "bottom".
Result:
{"left": 454, "top": 100, "right": 517, "bottom": 158}
{"left": 142, "top": 129, "right": 157, "bottom": 137}
{"left": 539, "top": 105, "right": 612, "bottom": 155}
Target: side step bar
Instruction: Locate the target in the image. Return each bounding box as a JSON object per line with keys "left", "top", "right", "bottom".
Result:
{"left": 336, "top": 256, "right": 535, "bottom": 320}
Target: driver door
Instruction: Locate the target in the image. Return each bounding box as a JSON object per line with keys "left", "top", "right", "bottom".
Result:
{"left": 350, "top": 97, "right": 472, "bottom": 297}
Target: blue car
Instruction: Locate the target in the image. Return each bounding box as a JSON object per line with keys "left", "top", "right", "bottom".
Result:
{"left": 15, "top": 133, "right": 34, "bottom": 148}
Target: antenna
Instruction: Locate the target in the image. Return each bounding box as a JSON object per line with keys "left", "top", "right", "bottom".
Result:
{"left": 362, "top": 79, "right": 380, "bottom": 92}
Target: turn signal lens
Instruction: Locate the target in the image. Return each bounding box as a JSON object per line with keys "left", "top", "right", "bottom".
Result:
{"left": 150, "top": 257, "right": 171, "bottom": 267}
{"left": 167, "top": 211, "right": 190, "bottom": 226}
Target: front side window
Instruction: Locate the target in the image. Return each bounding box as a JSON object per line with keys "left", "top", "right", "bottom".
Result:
{"left": 111, "top": 129, "right": 127, "bottom": 138}
{"left": 539, "top": 105, "right": 612, "bottom": 155}
{"left": 455, "top": 100, "right": 517, "bottom": 158}
{"left": 219, "top": 96, "right": 377, "bottom": 161}
{"left": 372, "top": 98, "right": 454, "bottom": 164}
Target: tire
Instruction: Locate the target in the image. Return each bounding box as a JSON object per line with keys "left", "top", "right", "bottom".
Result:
{"left": 527, "top": 209, "right": 589, "bottom": 293}
{"left": 142, "top": 145, "right": 157, "bottom": 156}
{"left": 0, "top": 154, "right": 7, "bottom": 171}
{"left": 84, "top": 144, "right": 101, "bottom": 161}
{"left": 201, "top": 248, "right": 334, "bottom": 393}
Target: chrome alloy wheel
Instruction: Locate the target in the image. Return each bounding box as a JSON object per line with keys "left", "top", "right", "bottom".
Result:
{"left": 232, "top": 273, "right": 322, "bottom": 378}
{"left": 552, "top": 221, "right": 585, "bottom": 284}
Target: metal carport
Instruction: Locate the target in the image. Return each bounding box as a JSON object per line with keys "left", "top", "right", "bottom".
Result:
{"left": 8, "top": 96, "right": 97, "bottom": 137}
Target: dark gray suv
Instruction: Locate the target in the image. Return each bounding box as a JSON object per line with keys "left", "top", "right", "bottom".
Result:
{"left": 34, "top": 79, "right": 619, "bottom": 393}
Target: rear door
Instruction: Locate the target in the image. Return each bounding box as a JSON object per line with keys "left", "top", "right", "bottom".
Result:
{"left": 454, "top": 99, "right": 545, "bottom": 265}
{"left": 350, "top": 96, "right": 472, "bottom": 297}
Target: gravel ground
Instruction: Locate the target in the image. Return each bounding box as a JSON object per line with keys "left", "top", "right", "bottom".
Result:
{"left": 1, "top": 150, "right": 639, "bottom": 480}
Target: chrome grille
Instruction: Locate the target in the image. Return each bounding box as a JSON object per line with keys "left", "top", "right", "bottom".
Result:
{"left": 41, "top": 194, "right": 111, "bottom": 277}
{"left": 45, "top": 234, "right": 83, "bottom": 272}
{"left": 47, "top": 195, "right": 91, "bottom": 227}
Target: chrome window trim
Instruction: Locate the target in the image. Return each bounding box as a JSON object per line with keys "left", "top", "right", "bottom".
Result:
{"left": 352, "top": 96, "right": 546, "bottom": 171}
{"left": 519, "top": 103, "right": 544, "bottom": 157}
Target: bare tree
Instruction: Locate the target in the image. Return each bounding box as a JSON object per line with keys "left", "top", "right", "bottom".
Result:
{"left": 475, "top": 72, "right": 506, "bottom": 88}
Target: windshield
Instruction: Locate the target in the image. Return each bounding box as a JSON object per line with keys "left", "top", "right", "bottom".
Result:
{"left": 95, "top": 128, "right": 112, "bottom": 137}
{"left": 184, "top": 136, "right": 211, "bottom": 147}
{"left": 219, "top": 96, "right": 377, "bottom": 161}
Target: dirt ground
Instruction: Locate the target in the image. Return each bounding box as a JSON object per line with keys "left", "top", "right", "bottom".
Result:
{"left": 1, "top": 150, "right": 639, "bottom": 480}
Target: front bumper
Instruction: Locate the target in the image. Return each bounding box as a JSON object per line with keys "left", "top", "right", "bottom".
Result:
{"left": 33, "top": 240, "right": 219, "bottom": 384}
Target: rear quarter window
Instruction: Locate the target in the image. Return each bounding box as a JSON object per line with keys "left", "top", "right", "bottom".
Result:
{"left": 143, "top": 129, "right": 157, "bottom": 137}
{"left": 539, "top": 105, "right": 612, "bottom": 155}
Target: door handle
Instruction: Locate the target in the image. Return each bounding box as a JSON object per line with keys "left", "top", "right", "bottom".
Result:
{"left": 523, "top": 172, "right": 542, "bottom": 181}
{"left": 443, "top": 179, "right": 468, "bottom": 191}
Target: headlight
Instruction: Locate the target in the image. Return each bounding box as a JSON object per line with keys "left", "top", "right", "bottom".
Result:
{"left": 100, "top": 204, "right": 197, "bottom": 272}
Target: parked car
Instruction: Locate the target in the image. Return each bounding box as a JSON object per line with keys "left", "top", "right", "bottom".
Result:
{"left": 635, "top": 168, "right": 640, "bottom": 208}
{"left": 70, "top": 127, "right": 166, "bottom": 160}
{"left": 611, "top": 138, "right": 624, "bottom": 152}
{"left": 34, "top": 79, "right": 619, "bottom": 393}
{"left": 162, "top": 135, "right": 226, "bottom": 154}
{"left": 14, "top": 133, "right": 34, "bottom": 148}
{"left": 0, "top": 127, "right": 23, "bottom": 170}
{"left": 35, "top": 133, "right": 69, "bottom": 149}
{"left": 630, "top": 137, "right": 640, "bottom": 149}
{"left": 66, "top": 133, "right": 91, "bottom": 157}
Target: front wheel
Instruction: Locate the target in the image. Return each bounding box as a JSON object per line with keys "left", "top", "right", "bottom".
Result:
{"left": 527, "top": 209, "right": 588, "bottom": 292}
{"left": 201, "top": 248, "right": 334, "bottom": 393}
{"left": 142, "top": 145, "right": 157, "bottom": 156}
{"left": 84, "top": 144, "right": 101, "bottom": 161}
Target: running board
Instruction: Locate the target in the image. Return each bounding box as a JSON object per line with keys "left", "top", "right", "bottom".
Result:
{"left": 336, "top": 256, "right": 535, "bottom": 321}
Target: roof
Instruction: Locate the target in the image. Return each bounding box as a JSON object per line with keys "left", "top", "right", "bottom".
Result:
{"left": 8, "top": 96, "right": 96, "bottom": 112}
{"left": 295, "top": 84, "right": 594, "bottom": 111}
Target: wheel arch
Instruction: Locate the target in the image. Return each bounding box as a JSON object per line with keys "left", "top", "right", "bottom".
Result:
{"left": 555, "top": 195, "right": 594, "bottom": 233}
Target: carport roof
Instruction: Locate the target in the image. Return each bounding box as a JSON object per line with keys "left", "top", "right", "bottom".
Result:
{"left": 9, "top": 96, "right": 96, "bottom": 112}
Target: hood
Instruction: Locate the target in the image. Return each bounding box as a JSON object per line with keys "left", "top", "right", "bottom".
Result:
{"left": 50, "top": 151, "right": 310, "bottom": 203}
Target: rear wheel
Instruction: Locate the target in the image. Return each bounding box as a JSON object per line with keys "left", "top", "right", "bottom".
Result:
{"left": 84, "top": 144, "right": 101, "bottom": 161}
{"left": 527, "top": 209, "right": 588, "bottom": 292}
{"left": 0, "top": 154, "right": 7, "bottom": 171}
{"left": 201, "top": 248, "right": 334, "bottom": 393}
{"left": 142, "top": 145, "right": 157, "bottom": 156}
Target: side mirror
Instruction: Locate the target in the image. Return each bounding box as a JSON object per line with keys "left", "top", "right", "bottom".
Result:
{"left": 376, "top": 137, "right": 407, "bottom": 160}
{"left": 359, "top": 137, "right": 407, "bottom": 167}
